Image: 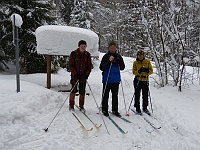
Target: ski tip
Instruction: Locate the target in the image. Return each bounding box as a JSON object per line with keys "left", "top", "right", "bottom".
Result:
{"left": 95, "top": 124, "right": 102, "bottom": 128}
{"left": 88, "top": 127, "right": 93, "bottom": 131}
{"left": 125, "top": 114, "right": 130, "bottom": 116}
{"left": 44, "top": 128, "right": 48, "bottom": 132}
{"left": 121, "top": 131, "right": 128, "bottom": 134}
{"left": 81, "top": 126, "right": 93, "bottom": 131}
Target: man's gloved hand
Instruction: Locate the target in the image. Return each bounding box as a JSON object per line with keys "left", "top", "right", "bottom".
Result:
{"left": 84, "top": 74, "right": 89, "bottom": 79}
{"left": 75, "top": 74, "right": 81, "bottom": 80}
{"left": 138, "top": 67, "right": 149, "bottom": 74}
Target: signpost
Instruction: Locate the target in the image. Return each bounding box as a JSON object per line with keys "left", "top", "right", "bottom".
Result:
{"left": 35, "top": 25, "right": 99, "bottom": 89}
{"left": 11, "top": 14, "right": 23, "bottom": 93}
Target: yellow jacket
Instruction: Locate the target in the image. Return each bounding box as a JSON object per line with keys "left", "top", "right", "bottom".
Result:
{"left": 132, "top": 58, "right": 153, "bottom": 81}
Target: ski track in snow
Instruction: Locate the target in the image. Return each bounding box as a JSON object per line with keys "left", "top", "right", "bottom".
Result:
{"left": 0, "top": 55, "right": 200, "bottom": 150}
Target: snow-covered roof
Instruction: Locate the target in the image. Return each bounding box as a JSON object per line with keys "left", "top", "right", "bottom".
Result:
{"left": 35, "top": 25, "right": 99, "bottom": 56}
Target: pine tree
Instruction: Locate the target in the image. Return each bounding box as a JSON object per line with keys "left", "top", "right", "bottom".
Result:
{"left": 69, "top": 0, "right": 95, "bottom": 30}
{"left": 0, "top": 0, "right": 12, "bottom": 71}
{"left": 0, "top": 0, "right": 56, "bottom": 73}
{"left": 59, "top": 0, "right": 74, "bottom": 24}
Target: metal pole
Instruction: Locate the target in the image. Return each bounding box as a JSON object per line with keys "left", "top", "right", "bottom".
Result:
{"left": 87, "top": 81, "right": 110, "bottom": 135}
{"left": 147, "top": 82, "right": 153, "bottom": 113}
{"left": 120, "top": 80, "right": 129, "bottom": 116}
{"left": 100, "top": 63, "right": 112, "bottom": 109}
{"left": 128, "top": 80, "right": 140, "bottom": 112}
{"left": 44, "top": 80, "right": 79, "bottom": 132}
{"left": 14, "top": 15, "right": 20, "bottom": 93}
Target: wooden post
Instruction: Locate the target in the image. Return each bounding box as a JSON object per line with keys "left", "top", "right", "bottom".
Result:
{"left": 47, "top": 55, "right": 52, "bottom": 89}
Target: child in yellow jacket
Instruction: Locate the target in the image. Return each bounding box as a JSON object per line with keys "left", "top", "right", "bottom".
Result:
{"left": 132, "top": 50, "right": 153, "bottom": 115}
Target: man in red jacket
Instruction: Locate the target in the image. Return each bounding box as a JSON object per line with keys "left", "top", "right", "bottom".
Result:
{"left": 68, "top": 40, "right": 92, "bottom": 112}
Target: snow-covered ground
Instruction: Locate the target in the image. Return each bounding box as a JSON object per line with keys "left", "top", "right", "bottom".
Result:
{"left": 0, "top": 53, "right": 200, "bottom": 150}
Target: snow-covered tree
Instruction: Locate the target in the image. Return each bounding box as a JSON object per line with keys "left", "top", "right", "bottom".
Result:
{"left": 137, "top": 0, "right": 200, "bottom": 89}
{"left": 69, "top": 0, "right": 95, "bottom": 30}
{"left": 92, "top": 0, "right": 140, "bottom": 54}
{"left": 58, "top": 0, "right": 74, "bottom": 24}
{"left": 0, "top": 0, "right": 56, "bottom": 73}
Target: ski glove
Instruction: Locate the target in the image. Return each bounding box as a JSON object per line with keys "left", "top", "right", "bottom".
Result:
{"left": 75, "top": 74, "right": 82, "bottom": 80}
{"left": 138, "top": 67, "right": 149, "bottom": 74}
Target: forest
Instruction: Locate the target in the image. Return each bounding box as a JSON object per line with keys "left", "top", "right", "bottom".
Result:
{"left": 0, "top": 0, "right": 199, "bottom": 89}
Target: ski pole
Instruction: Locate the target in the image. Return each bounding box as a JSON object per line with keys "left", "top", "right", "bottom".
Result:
{"left": 86, "top": 81, "right": 110, "bottom": 135}
{"left": 120, "top": 81, "right": 129, "bottom": 116}
{"left": 44, "top": 80, "right": 79, "bottom": 132}
{"left": 147, "top": 81, "right": 153, "bottom": 113}
{"left": 100, "top": 63, "right": 112, "bottom": 109}
{"left": 128, "top": 93, "right": 134, "bottom": 112}
{"left": 128, "top": 79, "right": 140, "bottom": 112}
{"left": 118, "top": 66, "right": 129, "bottom": 116}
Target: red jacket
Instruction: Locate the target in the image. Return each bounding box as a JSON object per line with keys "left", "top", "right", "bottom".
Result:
{"left": 69, "top": 48, "right": 92, "bottom": 82}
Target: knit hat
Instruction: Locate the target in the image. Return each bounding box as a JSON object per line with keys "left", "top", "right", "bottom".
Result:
{"left": 108, "top": 40, "right": 117, "bottom": 47}
{"left": 78, "top": 40, "right": 87, "bottom": 47}
{"left": 137, "top": 50, "right": 144, "bottom": 56}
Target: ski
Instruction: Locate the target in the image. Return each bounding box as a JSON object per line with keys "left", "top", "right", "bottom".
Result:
{"left": 130, "top": 108, "right": 161, "bottom": 130}
{"left": 130, "top": 108, "right": 142, "bottom": 115}
{"left": 119, "top": 117, "right": 132, "bottom": 123}
{"left": 108, "top": 116, "right": 128, "bottom": 134}
{"left": 72, "top": 112, "right": 93, "bottom": 131}
{"left": 143, "top": 110, "right": 152, "bottom": 116}
{"left": 108, "top": 111, "right": 132, "bottom": 123}
{"left": 143, "top": 111, "right": 158, "bottom": 120}
{"left": 75, "top": 105, "right": 102, "bottom": 128}
{"left": 143, "top": 117, "right": 161, "bottom": 130}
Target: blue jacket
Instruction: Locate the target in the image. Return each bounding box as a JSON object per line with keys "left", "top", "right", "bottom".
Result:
{"left": 99, "top": 51, "right": 125, "bottom": 83}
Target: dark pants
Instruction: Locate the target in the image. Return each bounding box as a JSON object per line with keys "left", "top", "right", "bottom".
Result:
{"left": 70, "top": 79, "right": 86, "bottom": 94}
{"left": 134, "top": 78, "right": 149, "bottom": 109}
{"left": 102, "top": 83, "right": 119, "bottom": 112}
